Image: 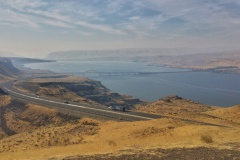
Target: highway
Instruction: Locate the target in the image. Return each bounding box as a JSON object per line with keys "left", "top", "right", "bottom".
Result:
{"left": 0, "top": 80, "right": 161, "bottom": 121}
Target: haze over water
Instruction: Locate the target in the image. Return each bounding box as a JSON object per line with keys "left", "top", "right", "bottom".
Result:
{"left": 25, "top": 61, "right": 240, "bottom": 107}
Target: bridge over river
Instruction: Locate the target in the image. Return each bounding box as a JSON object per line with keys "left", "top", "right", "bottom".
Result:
{"left": 68, "top": 70, "right": 192, "bottom": 77}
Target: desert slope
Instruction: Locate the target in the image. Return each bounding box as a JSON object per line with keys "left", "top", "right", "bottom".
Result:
{"left": 0, "top": 95, "right": 240, "bottom": 159}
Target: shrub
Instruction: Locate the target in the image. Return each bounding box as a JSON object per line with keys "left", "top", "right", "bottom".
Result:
{"left": 201, "top": 135, "right": 213, "bottom": 143}
{"left": 108, "top": 140, "right": 117, "bottom": 146}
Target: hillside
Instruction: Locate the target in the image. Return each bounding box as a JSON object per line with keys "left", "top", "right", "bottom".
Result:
{"left": 0, "top": 95, "right": 85, "bottom": 151}
{"left": 205, "top": 105, "right": 240, "bottom": 123}
{"left": 136, "top": 95, "right": 240, "bottom": 127}
{"left": 0, "top": 95, "right": 240, "bottom": 159}
{"left": 134, "top": 51, "right": 240, "bottom": 73}
{"left": 0, "top": 58, "right": 20, "bottom": 82}
{"left": 136, "top": 95, "right": 215, "bottom": 115}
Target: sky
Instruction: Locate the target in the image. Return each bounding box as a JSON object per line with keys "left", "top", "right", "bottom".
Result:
{"left": 0, "top": 0, "right": 240, "bottom": 58}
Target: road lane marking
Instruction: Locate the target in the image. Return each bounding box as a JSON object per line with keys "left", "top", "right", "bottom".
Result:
{"left": 4, "top": 87, "right": 154, "bottom": 120}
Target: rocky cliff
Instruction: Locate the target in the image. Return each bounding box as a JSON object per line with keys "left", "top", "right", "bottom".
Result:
{"left": 15, "top": 76, "right": 142, "bottom": 107}
{"left": 0, "top": 58, "right": 20, "bottom": 78}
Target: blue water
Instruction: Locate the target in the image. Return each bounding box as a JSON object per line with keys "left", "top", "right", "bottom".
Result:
{"left": 25, "top": 61, "right": 240, "bottom": 107}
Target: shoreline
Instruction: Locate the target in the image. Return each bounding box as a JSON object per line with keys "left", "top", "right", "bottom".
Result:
{"left": 147, "top": 62, "right": 240, "bottom": 75}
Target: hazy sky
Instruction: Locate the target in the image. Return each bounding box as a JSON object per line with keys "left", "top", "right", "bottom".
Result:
{"left": 0, "top": 0, "right": 240, "bottom": 58}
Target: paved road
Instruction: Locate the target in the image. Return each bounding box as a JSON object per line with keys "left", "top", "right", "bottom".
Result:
{"left": 0, "top": 80, "right": 161, "bottom": 121}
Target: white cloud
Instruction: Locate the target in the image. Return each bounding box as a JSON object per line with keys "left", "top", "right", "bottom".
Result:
{"left": 0, "top": 8, "right": 39, "bottom": 28}
{"left": 0, "top": 0, "right": 129, "bottom": 35}
{"left": 1, "top": 0, "right": 47, "bottom": 9}
{"left": 1, "top": 0, "right": 240, "bottom": 56}
{"left": 128, "top": 16, "right": 141, "bottom": 20}
{"left": 76, "top": 31, "right": 93, "bottom": 36}
{"left": 75, "top": 21, "right": 126, "bottom": 35}
{"left": 41, "top": 20, "right": 73, "bottom": 29}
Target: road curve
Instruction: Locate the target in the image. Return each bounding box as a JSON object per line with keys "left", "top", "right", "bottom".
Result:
{"left": 0, "top": 80, "right": 161, "bottom": 121}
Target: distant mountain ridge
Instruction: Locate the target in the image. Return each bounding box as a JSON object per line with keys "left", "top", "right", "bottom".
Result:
{"left": 0, "top": 52, "right": 21, "bottom": 58}
{"left": 135, "top": 51, "right": 240, "bottom": 73}
{"left": 46, "top": 48, "right": 199, "bottom": 61}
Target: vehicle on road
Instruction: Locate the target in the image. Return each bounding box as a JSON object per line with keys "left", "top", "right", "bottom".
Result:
{"left": 64, "top": 100, "right": 69, "bottom": 104}
{"left": 108, "top": 106, "right": 126, "bottom": 112}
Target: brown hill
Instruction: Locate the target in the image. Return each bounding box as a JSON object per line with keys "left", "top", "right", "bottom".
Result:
{"left": 0, "top": 97, "right": 80, "bottom": 139}
{"left": 136, "top": 95, "right": 215, "bottom": 116}
{"left": 136, "top": 95, "right": 240, "bottom": 127}
{"left": 0, "top": 95, "right": 240, "bottom": 159}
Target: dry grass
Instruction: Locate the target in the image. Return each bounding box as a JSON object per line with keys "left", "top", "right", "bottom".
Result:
{"left": 0, "top": 116, "right": 240, "bottom": 159}
{"left": 205, "top": 105, "right": 240, "bottom": 123}
{"left": 108, "top": 140, "right": 117, "bottom": 147}
{"left": 0, "top": 96, "right": 240, "bottom": 159}
{"left": 136, "top": 95, "right": 216, "bottom": 116}
{"left": 135, "top": 96, "right": 240, "bottom": 127}
{"left": 0, "top": 96, "right": 11, "bottom": 107}
{"left": 1, "top": 117, "right": 240, "bottom": 160}
{"left": 0, "top": 118, "right": 99, "bottom": 153}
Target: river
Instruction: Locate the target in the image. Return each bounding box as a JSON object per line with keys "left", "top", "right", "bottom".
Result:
{"left": 24, "top": 60, "right": 240, "bottom": 107}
